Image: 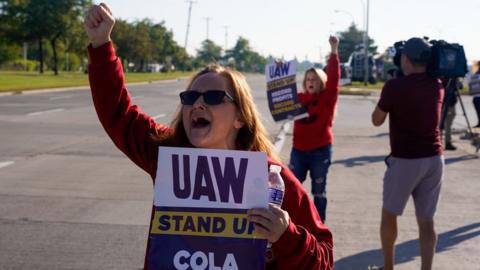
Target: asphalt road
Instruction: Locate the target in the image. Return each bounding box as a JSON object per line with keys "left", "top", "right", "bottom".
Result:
{"left": 1, "top": 75, "right": 479, "bottom": 269}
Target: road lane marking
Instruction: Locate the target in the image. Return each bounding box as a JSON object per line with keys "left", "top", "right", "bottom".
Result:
{"left": 0, "top": 161, "right": 14, "bottom": 169}
{"left": 274, "top": 122, "right": 291, "bottom": 153}
{"left": 27, "top": 108, "right": 65, "bottom": 116}
{"left": 49, "top": 95, "right": 72, "bottom": 100}
{"left": 153, "top": 113, "right": 167, "bottom": 120}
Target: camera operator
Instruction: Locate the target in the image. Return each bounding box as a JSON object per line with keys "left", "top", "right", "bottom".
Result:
{"left": 371, "top": 37, "right": 444, "bottom": 270}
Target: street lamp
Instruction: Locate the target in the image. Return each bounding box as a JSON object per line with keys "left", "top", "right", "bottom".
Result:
{"left": 334, "top": 9, "right": 355, "bottom": 27}
{"left": 204, "top": 17, "right": 211, "bottom": 40}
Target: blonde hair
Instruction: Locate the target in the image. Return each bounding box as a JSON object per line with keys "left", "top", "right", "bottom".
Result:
{"left": 302, "top": 68, "right": 327, "bottom": 93}
{"left": 153, "top": 64, "right": 279, "bottom": 161}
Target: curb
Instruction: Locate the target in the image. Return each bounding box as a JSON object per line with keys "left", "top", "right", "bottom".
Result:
{"left": 273, "top": 122, "right": 292, "bottom": 154}
{"left": 0, "top": 77, "right": 186, "bottom": 97}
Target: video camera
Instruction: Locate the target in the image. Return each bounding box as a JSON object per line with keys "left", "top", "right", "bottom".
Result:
{"left": 390, "top": 38, "right": 479, "bottom": 152}
{"left": 391, "top": 37, "right": 468, "bottom": 78}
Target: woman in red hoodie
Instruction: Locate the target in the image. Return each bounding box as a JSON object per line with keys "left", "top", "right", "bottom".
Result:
{"left": 289, "top": 36, "right": 340, "bottom": 222}
{"left": 85, "top": 3, "right": 333, "bottom": 269}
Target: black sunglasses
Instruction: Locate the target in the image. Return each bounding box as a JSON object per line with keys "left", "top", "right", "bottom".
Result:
{"left": 179, "top": 90, "right": 235, "bottom": 106}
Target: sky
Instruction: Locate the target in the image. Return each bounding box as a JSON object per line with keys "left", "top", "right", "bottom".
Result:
{"left": 97, "top": 0, "right": 480, "bottom": 64}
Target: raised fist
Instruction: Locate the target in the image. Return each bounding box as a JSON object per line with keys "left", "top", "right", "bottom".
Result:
{"left": 329, "top": 35, "right": 339, "bottom": 54}
{"left": 84, "top": 3, "right": 115, "bottom": 48}
{"left": 329, "top": 35, "right": 339, "bottom": 47}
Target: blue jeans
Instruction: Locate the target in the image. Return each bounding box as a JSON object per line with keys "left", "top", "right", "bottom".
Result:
{"left": 289, "top": 145, "right": 332, "bottom": 222}
{"left": 473, "top": 96, "right": 480, "bottom": 126}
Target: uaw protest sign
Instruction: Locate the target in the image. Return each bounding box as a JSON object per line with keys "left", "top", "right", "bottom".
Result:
{"left": 265, "top": 61, "right": 307, "bottom": 122}
{"left": 147, "top": 147, "right": 269, "bottom": 270}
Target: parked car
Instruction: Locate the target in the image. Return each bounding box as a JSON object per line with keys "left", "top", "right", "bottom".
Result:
{"left": 348, "top": 44, "right": 377, "bottom": 84}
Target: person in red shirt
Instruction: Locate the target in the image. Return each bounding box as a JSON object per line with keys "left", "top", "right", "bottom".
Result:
{"left": 289, "top": 36, "right": 340, "bottom": 222}
{"left": 84, "top": 3, "right": 333, "bottom": 270}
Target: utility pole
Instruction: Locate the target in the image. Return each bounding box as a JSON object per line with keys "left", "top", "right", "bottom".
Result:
{"left": 184, "top": 0, "right": 197, "bottom": 49}
{"left": 363, "top": 0, "right": 370, "bottom": 86}
{"left": 223, "top": 25, "right": 229, "bottom": 51}
{"left": 334, "top": 9, "right": 355, "bottom": 27}
{"left": 204, "top": 17, "right": 211, "bottom": 40}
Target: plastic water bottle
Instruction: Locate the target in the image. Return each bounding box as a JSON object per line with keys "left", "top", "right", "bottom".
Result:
{"left": 268, "top": 165, "right": 285, "bottom": 206}
{"left": 266, "top": 164, "right": 284, "bottom": 253}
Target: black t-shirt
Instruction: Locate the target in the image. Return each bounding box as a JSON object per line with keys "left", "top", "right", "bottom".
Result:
{"left": 378, "top": 73, "right": 444, "bottom": 158}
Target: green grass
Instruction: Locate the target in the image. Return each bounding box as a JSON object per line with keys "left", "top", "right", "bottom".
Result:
{"left": 339, "top": 88, "right": 372, "bottom": 96}
{"left": 0, "top": 71, "right": 194, "bottom": 93}
{"left": 347, "top": 81, "right": 385, "bottom": 90}
{"left": 338, "top": 81, "right": 385, "bottom": 95}
{"left": 341, "top": 81, "right": 474, "bottom": 95}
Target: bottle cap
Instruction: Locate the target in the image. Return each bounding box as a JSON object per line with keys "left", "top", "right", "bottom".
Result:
{"left": 269, "top": 165, "right": 282, "bottom": 173}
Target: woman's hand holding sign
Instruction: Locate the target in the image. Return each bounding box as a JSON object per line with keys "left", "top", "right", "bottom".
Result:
{"left": 85, "top": 2, "right": 334, "bottom": 267}
{"left": 84, "top": 3, "right": 115, "bottom": 48}
{"left": 247, "top": 204, "right": 290, "bottom": 243}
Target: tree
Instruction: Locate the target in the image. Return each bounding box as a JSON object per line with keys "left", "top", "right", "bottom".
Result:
{"left": 0, "top": 0, "right": 90, "bottom": 74}
{"left": 112, "top": 19, "right": 192, "bottom": 72}
{"left": 226, "top": 37, "right": 266, "bottom": 72}
{"left": 130, "top": 19, "right": 154, "bottom": 71}
{"left": 111, "top": 19, "right": 135, "bottom": 68}
{"left": 62, "top": 12, "right": 90, "bottom": 72}
{"left": 0, "top": 41, "right": 20, "bottom": 65}
{"left": 337, "top": 24, "right": 377, "bottom": 63}
{"left": 112, "top": 19, "right": 153, "bottom": 72}
{"left": 0, "top": 0, "right": 24, "bottom": 66}
{"left": 114, "top": 19, "right": 156, "bottom": 71}
{"left": 148, "top": 22, "right": 168, "bottom": 63}
{"left": 196, "top": 39, "right": 222, "bottom": 67}
{"left": 4, "top": 0, "right": 55, "bottom": 73}
{"left": 0, "top": 1, "right": 21, "bottom": 65}
{"left": 44, "top": 0, "right": 89, "bottom": 75}
{"left": 172, "top": 47, "right": 193, "bottom": 71}
{"left": 163, "top": 31, "right": 193, "bottom": 70}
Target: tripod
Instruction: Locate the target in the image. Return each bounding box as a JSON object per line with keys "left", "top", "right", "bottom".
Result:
{"left": 440, "top": 78, "right": 480, "bottom": 153}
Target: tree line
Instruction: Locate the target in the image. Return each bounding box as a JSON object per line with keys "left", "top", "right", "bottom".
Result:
{"left": 0, "top": 0, "right": 269, "bottom": 74}
{"left": 0, "top": 1, "right": 378, "bottom": 75}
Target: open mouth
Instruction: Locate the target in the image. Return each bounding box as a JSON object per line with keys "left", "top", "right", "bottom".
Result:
{"left": 192, "top": 117, "right": 211, "bottom": 128}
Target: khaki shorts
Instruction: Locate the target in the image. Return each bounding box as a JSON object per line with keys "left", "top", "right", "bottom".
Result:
{"left": 383, "top": 155, "right": 444, "bottom": 218}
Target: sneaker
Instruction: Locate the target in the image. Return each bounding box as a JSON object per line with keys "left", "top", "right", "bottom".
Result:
{"left": 445, "top": 143, "right": 457, "bottom": 151}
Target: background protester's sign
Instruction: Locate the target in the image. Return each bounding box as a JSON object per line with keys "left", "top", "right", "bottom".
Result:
{"left": 265, "top": 61, "right": 308, "bottom": 122}
{"left": 148, "top": 147, "right": 269, "bottom": 270}
{"left": 469, "top": 74, "right": 480, "bottom": 95}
